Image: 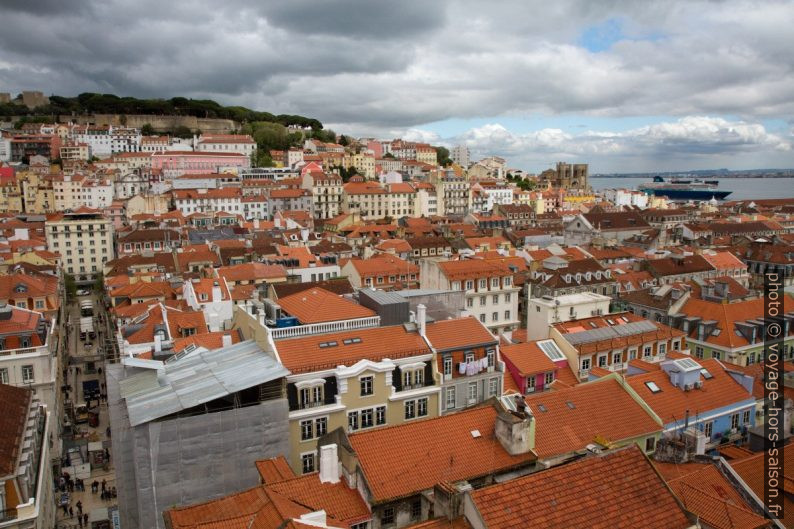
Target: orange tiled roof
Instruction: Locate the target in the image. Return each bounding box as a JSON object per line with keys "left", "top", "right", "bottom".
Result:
{"left": 500, "top": 341, "right": 557, "bottom": 376}
{"left": 437, "top": 259, "right": 512, "bottom": 280}
{"left": 626, "top": 358, "right": 753, "bottom": 425}
{"left": 255, "top": 456, "right": 295, "bottom": 485}
{"left": 729, "top": 451, "right": 794, "bottom": 528}
{"left": 275, "top": 324, "right": 430, "bottom": 374}
{"left": 349, "top": 404, "right": 536, "bottom": 503}
{"left": 524, "top": 376, "right": 661, "bottom": 459}
{"left": 471, "top": 445, "right": 691, "bottom": 529}
{"left": 172, "top": 331, "right": 241, "bottom": 353}
{"left": 218, "top": 262, "right": 287, "bottom": 283}
{"left": 277, "top": 288, "right": 375, "bottom": 324}
{"left": 424, "top": 316, "right": 497, "bottom": 351}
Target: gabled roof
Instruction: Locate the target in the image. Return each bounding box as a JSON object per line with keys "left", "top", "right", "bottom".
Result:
{"left": 423, "top": 316, "right": 497, "bottom": 352}
{"left": 626, "top": 358, "right": 753, "bottom": 425}
{"left": 729, "top": 451, "right": 794, "bottom": 528}
{"left": 275, "top": 324, "right": 430, "bottom": 374}
{"left": 470, "top": 445, "right": 691, "bottom": 529}
{"left": 500, "top": 341, "right": 558, "bottom": 376}
{"left": 277, "top": 288, "right": 375, "bottom": 324}
{"left": 0, "top": 384, "right": 32, "bottom": 476}
{"left": 524, "top": 376, "right": 661, "bottom": 459}
{"left": 349, "top": 404, "right": 536, "bottom": 503}
{"left": 218, "top": 262, "right": 287, "bottom": 283}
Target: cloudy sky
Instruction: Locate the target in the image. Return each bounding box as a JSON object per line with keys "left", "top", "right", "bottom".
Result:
{"left": 1, "top": 0, "right": 793, "bottom": 172}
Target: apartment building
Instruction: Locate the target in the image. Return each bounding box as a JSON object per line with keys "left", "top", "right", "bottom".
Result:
{"left": 420, "top": 258, "right": 520, "bottom": 334}
{"left": 45, "top": 208, "right": 114, "bottom": 282}
{"left": 0, "top": 304, "right": 57, "bottom": 413}
{"left": 0, "top": 385, "right": 55, "bottom": 529}
{"left": 525, "top": 291, "right": 612, "bottom": 340}
{"left": 172, "top": 188, "right": 243, "bottom": 216}
{"left": 195, "top": 134, "right": 256, "bottom": 156}
{"left": 341, "top": 254, "right": 419, "bottom": 291}
{"left": 302, "top": 171, "right": 342, "bottom": 219}
{"left": 431, "top": 171, "right": 469, "bottom": 216}
{"left": 549, "top": 312, "right": 686, "bottom": 381}
{"left": 71, "top": 124, "right": 141, "bottom": 156}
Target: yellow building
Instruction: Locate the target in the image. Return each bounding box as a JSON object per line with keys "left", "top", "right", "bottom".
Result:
{"left": 415, "top": 144, "right": 438, "bottom": 166}
{"left": 0, "top": 175, "right": 23, "bottom": 213}
{"left": 343, "top": 152, "right": 377, "bottom": 179}
{"left": 17, "top": 169, "right": 55, "bottom": 213}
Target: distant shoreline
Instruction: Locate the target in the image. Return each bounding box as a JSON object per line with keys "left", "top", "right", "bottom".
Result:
{"left": 591, "top": 174, "right": 794, "bottom": 178}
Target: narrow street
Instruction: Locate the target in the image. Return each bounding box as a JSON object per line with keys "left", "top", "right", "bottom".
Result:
{"left": 56, "top": 291, "right": 118, "bottom": 529}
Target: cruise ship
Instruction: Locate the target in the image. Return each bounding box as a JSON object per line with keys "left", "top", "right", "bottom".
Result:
{"left": 639, "top": 176, "right": 732, "bottom": 201}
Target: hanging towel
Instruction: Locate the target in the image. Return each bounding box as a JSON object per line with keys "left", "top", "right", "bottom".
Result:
{"left": 458, "top": 362, "right": 466, "bottom": 375}
{"left": 466, "top": 362, "right": 477, "bottom": 376}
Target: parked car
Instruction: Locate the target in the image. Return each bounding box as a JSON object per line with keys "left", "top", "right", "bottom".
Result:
{"left": 76, "top": 289, "right": 90, "bottom": 296}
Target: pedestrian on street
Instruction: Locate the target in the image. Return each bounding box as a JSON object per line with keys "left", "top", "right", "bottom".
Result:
{"left": 106, "top": 426, "right": 111, "bottom": 438}
{"left": 69, "top": 506, "right": 74, "bottom": 518}
{"left": 76, "top": 500, "right": 82, "bottom": 515}
{"left": 101, "top": 478, "right": 106, "bottom": 492}
{"left": 83, "top": 513, "right": 89, "bottom": 526}
{"left": 92, "top": 480, "right": 98, "bottom": 493}
{"left": 78, "top": 514, "right": 83, "bottom": 528}
{"left": 62, "top": 503, "right": 68, "bottom": 516}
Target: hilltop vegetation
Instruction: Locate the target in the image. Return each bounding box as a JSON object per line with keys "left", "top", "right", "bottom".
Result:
{"left": 0, "top": 92, "right": 323, "bottom": 129}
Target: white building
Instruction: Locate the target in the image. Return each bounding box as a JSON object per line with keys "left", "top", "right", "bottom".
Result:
{"left": 45, "top": 208, "right": 114, "bottom": 282}
{"left": 182, "top": 278, "right": 234, "bottom": 332}
{"left": 71, "top": 124, "right": 141, "bottom": 157}
{"left": 195, "top": 134, "right": 256, "bottom": 157}
{"left": 0, "top": 133, "right": 11, "bottom": 162}
{"left": 526, "top": 292, "right": 613, "bottom": 341}
{"left": 419, "top": 258, "right": 521, "bottom": 335}
{"left": 0, "top": 304, "right": 58, "bottom": 414}
{"left": 450, "top": 144, "right": 470, "bottom": 167}
{"left": 172, "top": 188, "right": 243, "bottom": 216}
{"left": 602, "top": 188, "right": 650, "bottom": 209}
{"left": 79, "top": 179, "right": 114, "bottom": 209}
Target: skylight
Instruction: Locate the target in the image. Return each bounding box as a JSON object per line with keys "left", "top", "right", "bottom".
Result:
{"left": 589, "top": 322, "right": 598, "bottom": 328}
{"left": 700, "top": 368, "right": 713, "bottom": 380}
{"left": 711, "top": 329, "right": 721, "bottom": 336}
{"left": 537, "top": 404, "right": 547, "bottom": 413}
{"left": 318, "top": 341, "right": 338, "bottom": 348}
{"left": 676, "top": 358, "right": 701, "bottom": 370}
{"left": 566, "top": 401, "right": 576, "bottom": 409}
{"left": 606, "top": 319, "right": 616, "bottom": 325}
{"left": 621, "top": 316, "right": 630, "bottom": 323}
{"left": 538, "top": 340, "right": 565, "bottom": 361}
{"left": 645, "top": 381, "right": 662, "bottom": 393}
{"left": 343, "top": 337, "right": 362, "bottom": 345}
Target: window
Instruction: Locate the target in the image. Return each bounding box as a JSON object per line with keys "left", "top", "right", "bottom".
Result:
{"left": 465, "top": 280, "right": 474, "bottom": 290}
{"left": 491, "top": 278, "right": 499, "bottom": 288}
{"left": 628, "top": 348, "right": 637, "bottom": 361}
{"left": 658, "top": 343, "right": 667, "bottom": 356}
{"left": 581, "top": 358, "right": 591, "bottom": 371}
{"left": 315, "top": 417, "right": 327, "bottom": 437}
{"left": 731, "top": 413, "right": 739, "bottom": 430}
{"left": 504, "top": 277, "right": 511, "bottom": 286}
{"left": 504, "top": 310, "right": 511, "bottom": 321}
{"left": 480, "top": 296, "right": 486, "bottom": 306}
{"left": 479, "top": 279, "right": 487, "bottom": 289}
{"left": 742, "top": 409, "right": 751, "bottom": 425}
{"left": 612, "top": 352, "right": 622, "bottom": 365}
{"left": 505, "top": 293, "right": 511, "bottom": 302}
{"left": 361, "top": 408, "right": 374, "bottom": 428}
{"left": 443, "top": 356, "right": 452, "bottom": 376}
{"left": 643, "top": 345, "right": 652, "bottom": 358}
{"left": 487, "top": 349, "right": 495, "bottom": 367}
{"left": 300, "top": 420, "right": 313, "bottom": 441}
{"left": 645, "top": 437, "right": 656, "bottom": 452}
{"left": 411, "top": 499, "right": 421, "bottom": 520}
{"left": 488, "top": 378, "right": 498, "bottom": 396}
{"left": 695, "top": 346, "right": 704, "bottom": 359}
{"left": 35, "top": 300, "right": 44, "bottom": 309}
{"left": 703, "top": 421, "right": 713, "bottom": 438}
{"left": 712, "top": 351, "right": 722, "bottom": 360}
{"left": 0, "top": 368, "right": 7, "bottom": 384}
{"left": 22, "top": 365, "right": 33, "bottom": 383}
{"left": 376, "top": 406, "right": 386, "bottom": 425}
{"left": 301, "top": 453, "right": 315, "bottom": 474}
{"left": 468, "top": 382, "right": 478, "bottom": 402}
{"left": 360, "top": 376, "right": 373, "bottom": 396}
{"left": 492, "top": 294, "right": 499, "bottom": 304}
{"left": 348, "top": 411, "right": 359, "bottom": 431}
{"left": 748, "top": 352, "right": 755, "bottom": 365}
{"left": 466, "top": 297, "right": 473, "bottom": 308}
{"left": 405, "top": 400, "right": 416, "bottom": 420}
{"left": 381, "top": 507, "right": 395, "bottom": 526}
{"left": 526, "top": 376, "right": 535, "bottom": 392}
{"left": 479, "top": 314, "right": 485, "bottom": 323}
{"left": 598, "top": 355, "right": 607, "bottom": 368}
{"left": 544, "top": 372, "right": 554, "bottom": 385}
{"left": 672, "top": 339, "right": 680, "bottom": 350}
{"left": 446, "top": 387, "right": 456, "bottom": 409}
{"left": 417, "top": 398, "right": 428, "bottom": 417}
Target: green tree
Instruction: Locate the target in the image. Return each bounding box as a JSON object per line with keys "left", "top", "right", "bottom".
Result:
{"left": 93, "top": 272, "right": 105, "bottom": 293}
{"left": 141, "top": 123, "right": 155, "bottom": 136}
{"left": 172, "top": 125, "right": 193, "bottom": 138}
{"left": 435, "top": 146, "right": 451, "bottom": 166}
{"left": 339, "top": 134, "right": 349, "bottom": 146}
{"left": 64, "top": 273, "right": 77, "bottom": 300}
{"left": 255, "top": 150, "right": 275, "bottom": 167}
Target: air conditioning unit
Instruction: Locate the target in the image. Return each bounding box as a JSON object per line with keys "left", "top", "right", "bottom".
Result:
{"left": 694, "top": 381, "right": 703, "bottom": 389}
{"left": 684, "top": 383, "right": 693, "bottom": 391}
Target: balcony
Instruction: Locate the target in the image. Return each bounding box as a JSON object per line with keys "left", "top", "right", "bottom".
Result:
{"left": 0, "top": 508, "right": 18, "bottom": 522}
{"left": 269, "top": 316, "right": 381, "bottom": 340}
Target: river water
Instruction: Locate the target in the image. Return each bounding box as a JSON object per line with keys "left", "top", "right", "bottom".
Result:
{"left": 589, "top": 177, "right": 794, "bottom": 201}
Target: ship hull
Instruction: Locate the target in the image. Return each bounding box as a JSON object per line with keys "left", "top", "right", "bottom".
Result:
{"left": 638, "top": 187, "right": 732, "bottom": 200}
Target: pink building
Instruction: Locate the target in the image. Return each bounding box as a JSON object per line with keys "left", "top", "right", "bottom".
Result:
{"left": 501, "top": 339, "right": 572, "bottom": 394}
{"left": 151, "top": 151, "right": 250, "bottom": 178}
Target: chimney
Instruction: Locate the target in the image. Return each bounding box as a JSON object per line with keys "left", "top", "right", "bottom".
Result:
{"left": 211, "top": 281, "right": 222, "bottom": 302}
{"left": 494, "top": 407, "right": 535, "bottom": 455}
{"left": 319, "top": 443, "right": 340, "bottom": 484}
{"left": 417, "top": 304, "right": 426, "bottom": 337}
{"left": 221, "top": 334, "right": 232, "bottom": 348}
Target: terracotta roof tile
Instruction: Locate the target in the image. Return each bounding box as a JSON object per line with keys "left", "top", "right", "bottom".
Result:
{"left": 470, "top": 445, "right": 691, "bottom": 529}
{"left": 500, "top": 341, "right": 557, "bottom": 376}
{"left": 349, "top": 404, "right": 536, "bottom": 503}
{"left": 729, "top": 451, "right": 794, "bottom": 528}
{"left": 524, "top": 376, "right": 661, "bottom": 459}
{"left": 277, "top": 288, "right": 376, "bottom": 324}
{"left": 255, "top": 456, "right": 295, "bottom": 485}
{"left": 0, "top": 384, "right": 32, "bottom": 476}
{"left": 424, "top": 317, "right": 497, "bottom": 352}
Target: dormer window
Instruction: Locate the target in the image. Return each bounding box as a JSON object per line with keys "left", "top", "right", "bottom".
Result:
{"left": 199, "top": 293, "right": 208, "bottom": 301}
{"left": 14, "top": 284, "right": 27, "bottom": 293}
